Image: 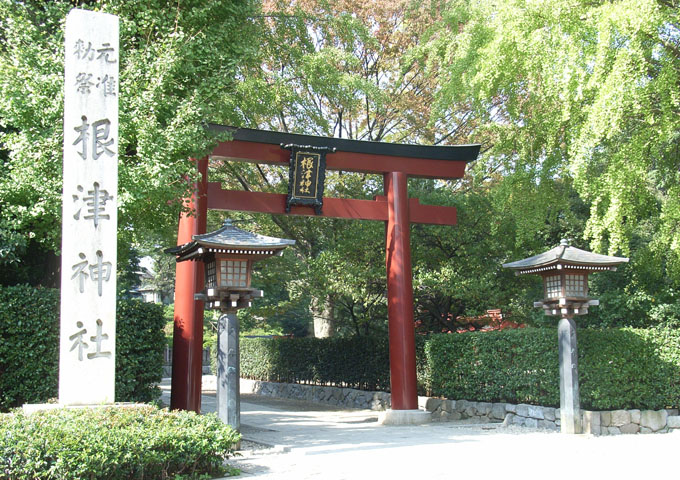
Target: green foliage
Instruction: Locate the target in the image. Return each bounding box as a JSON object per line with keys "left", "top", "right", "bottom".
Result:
{"left": 578, "top": 328, "right": 680, "bottom": 410}
{"left": 241, "top": 328, "right": 680, "bottom": 410}
{"left": 241, "top": 336, "right": 392, "bottom": 391}
{"left": 424, "top": 0, "right": 680, "bottom": 324}
{"left": 0, "top": 405, "right": 240, "bottom": 480}
{"left": 3, "top": 0, "right": 679, "bottom": 338}
{"left": 0, "top": 285, "right": 59, "bottom": 411}
{"left": 426, "top": 329, "right": 560, "bottom": 406}
{"left": 115, "top": 299, "right": 166, "bottom": 403}
{"left": 0, "top": 286, "right": 166, "bottom": 411}
{"left": 426, "top": 327, "right": 680, "bottom": 410}
{"left": 0, "top": 0, "right": 259, "bottom": 260}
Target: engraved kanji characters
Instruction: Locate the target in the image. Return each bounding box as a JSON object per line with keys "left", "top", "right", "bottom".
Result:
{"left": 69, "top": 319, "right": 111, "bottom": 361}
{"left": 73, "top": 182, "right": 113, "bottom": 227}
{"left": 75, "top": 73, "right": 94, "bottom": 94}
{"left": 61, "top": 12, "right": 119, "bottom": 400}
{"left": 70, "top": 250, "right": 112, "bottom": 296}
{"left": 75, "top": 73, "right": 116, "bottom": 96}
{"left": 69, "top": 321, "right": 88, "bottom": 361}
{"left": 96, "top": 43, "right": 117, "bottom": 63}
{"left": 73, "top": 115, "right": 115, "bottom": 160}
{"left": 96, "top": 74, "right": 116, "bottom": 97}
{"left": 73, "top": 39, "right": 96, "bottom": 60}
{"left": 74, "top": 39, "right": 117, "bottom": 63}
{"left": 73, "top": 39, "right": 117, "bottom": 96}
{"left": 87, "top": 319, "right": 112, "bottom": 359}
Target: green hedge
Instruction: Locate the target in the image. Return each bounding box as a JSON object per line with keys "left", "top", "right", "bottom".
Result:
{"left": 0, "top": 285, "right": 165, "bottom": 411}
{"left": 114, "top": 298, "right": 166, "bottom": 403}
{"left": 0, "top": 405, "right": 240, "bottom": 479}
{"left": 241, "top": 336, "right": 393, "bottom": 391}
{"left": 426, "top": 328, "right": 680, "bottom": 410}
{"left": 241, "top": 328, "right": 680, "bottom": 410}
{"left": 0, "top": 286, "right": 60, "bottom": 411}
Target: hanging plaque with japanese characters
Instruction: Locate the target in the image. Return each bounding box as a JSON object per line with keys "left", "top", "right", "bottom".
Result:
{"left": 282, "top": 144, "right": 335, "bottom": 215}
{"left": 59, "top": 9, "right": 119, "bottom": 405}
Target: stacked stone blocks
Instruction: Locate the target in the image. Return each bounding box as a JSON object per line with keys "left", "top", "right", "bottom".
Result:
{"left": 240, "top": 379, "right": 680, "bottom": 435}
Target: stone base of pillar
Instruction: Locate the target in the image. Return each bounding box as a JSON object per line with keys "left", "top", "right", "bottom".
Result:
{"left": 378, "top": 409, "right": 431, "bottom": 425}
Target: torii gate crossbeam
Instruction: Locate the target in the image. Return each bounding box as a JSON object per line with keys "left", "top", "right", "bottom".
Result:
{"left": 171, "top": 126, "right": 480, "bottom": 417}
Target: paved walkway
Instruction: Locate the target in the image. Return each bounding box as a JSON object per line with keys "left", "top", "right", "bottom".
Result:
{"left": 160, "top": 378, "right": 677, "bottom": 479}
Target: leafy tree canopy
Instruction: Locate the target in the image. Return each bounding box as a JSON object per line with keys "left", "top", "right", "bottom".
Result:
{"left": 0, "top": 0, "right": 259, "bottom": 271}
{"left": 416, "top": 0, "right": 680, "bottom": 328}
{"left": 2, "top": 0, "right": 678, "bottom": 333}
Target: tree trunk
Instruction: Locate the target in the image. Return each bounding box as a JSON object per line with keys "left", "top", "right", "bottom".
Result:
{"left": 310, "top": 295, "right": 335, "bottom": 338}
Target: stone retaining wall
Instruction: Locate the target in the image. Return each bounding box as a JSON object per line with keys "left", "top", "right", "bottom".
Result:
{"left": 240, "top": 379, "right": 680, "bottom": 435}
{"left": 241, "top": 378, "right": 391, "bottom": 410}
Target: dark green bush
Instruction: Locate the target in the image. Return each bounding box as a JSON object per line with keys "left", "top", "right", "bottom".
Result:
{"left": 578, "top": 328, "right": 680, "bottom": 410}
{"left": 115, "top": 300, "right": 166, "bottom": 403}
{"left": 426, "top": 327, "right": 680, "bottom": 410}
{"left": 0, "top": 405, "right": 240, "bottom": 480}
{"left": 241, "top": 328, "right": 680, "bottom": 410}
{"left": 0, "top": 286, "right": 165, "bottom": 411}
{"left": 241, "top": 336, "right": 392, "bottom": 391}
{"left": 0, "top": 286, "right": 59, "bottom": 411}
{"left": 425, "top": 329, "right": 559, "bottom": 406}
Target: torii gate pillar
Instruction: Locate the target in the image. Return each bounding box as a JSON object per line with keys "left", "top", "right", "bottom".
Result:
{"left": 170, "top": 157, "right": 208, "bottom": 412}
{"left": 384, "top": 171, "right": 418, "bottom": 411}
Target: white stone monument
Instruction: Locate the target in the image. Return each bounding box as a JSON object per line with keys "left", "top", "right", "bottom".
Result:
{"left": 58, "top": 9, "right": 119, "bottom": 405}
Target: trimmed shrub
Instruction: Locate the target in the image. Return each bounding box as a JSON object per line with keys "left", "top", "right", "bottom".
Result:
{"left": 0, "top": 286, "right": 59, "bottom": 411}
{"left": 425, "top": 327, "right": 680, "bottom": 410}
{"left": 0, "top": 405, "right": 240, "bottom": 480}
{"left": 0, "top": 286, "right": 165, "bottom": 411}
{"left": 115, "top": 300, "right": 166, "bottom": 403}
{"left": 578, "top": 328, "right": 680, "bottom": 410}
{"left": 241, "top": 328, "right": 680, "bottom": 411}
{"left": 426, "top": 328, "right": 559, "bottom": 406}
{"left": 241, "top": 336, "right": 392, "bottom": 391}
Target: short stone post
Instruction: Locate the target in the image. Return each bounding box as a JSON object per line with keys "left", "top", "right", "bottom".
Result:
{"left": 217, "top": 313, "right": 240, "bottom": 431}
{"left": 558, "top": 316, "right": 581, "bottom": 434}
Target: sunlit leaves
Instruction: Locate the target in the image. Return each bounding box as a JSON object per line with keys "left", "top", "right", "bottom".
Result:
{"left": 0, "top": 0, "right": 259, "bottom": 257}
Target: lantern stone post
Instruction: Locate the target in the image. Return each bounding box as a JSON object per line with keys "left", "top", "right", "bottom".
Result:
{"left": 167, "top": 219, "right": 294, "bottom": 430}
{"left": 557, "top": 315, "right": 580, "bottom": 433}
{"left": 503, "top": 239, "right": 628, "bottom": 434}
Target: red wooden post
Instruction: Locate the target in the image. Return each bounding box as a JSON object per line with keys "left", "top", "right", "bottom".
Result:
{"left": 170, "top": 157, "right": 208, "bottom": 412}
{"left": 384, "top": 171, "right": 418, "bottom": 410}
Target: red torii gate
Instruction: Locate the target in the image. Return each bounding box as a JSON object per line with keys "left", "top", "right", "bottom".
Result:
{"left": 171, "top": 126, "right": 480, "bottom": 416}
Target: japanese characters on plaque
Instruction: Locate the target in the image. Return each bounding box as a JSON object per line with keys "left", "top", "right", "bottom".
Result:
{"left": 282, "top": 144, "right": 335, "bottom": 215}
{"left": 59, "top": 9, "right": 119, "bottom": 405}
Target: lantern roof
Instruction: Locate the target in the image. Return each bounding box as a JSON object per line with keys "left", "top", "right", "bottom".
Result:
{"left": 166, "top": 219, "right": 295, "bottom": 261}
{"left": 502, "top": 239, "right": 628, "bottom": 275}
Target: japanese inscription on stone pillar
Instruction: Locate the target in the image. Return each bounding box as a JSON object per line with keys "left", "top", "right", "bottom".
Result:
{"left": 59, "top": 9, "right": 119, "bottom": 405}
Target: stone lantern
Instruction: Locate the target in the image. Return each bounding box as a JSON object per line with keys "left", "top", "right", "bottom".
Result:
{"left": 503, "top": 239, "right": 628, "bottom": 433}
{"left": 167, "top": 219, "right": 294, "bottom": 429}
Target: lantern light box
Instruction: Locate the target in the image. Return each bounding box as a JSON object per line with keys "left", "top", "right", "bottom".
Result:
{"left": 167, "top": 219, "right": 295, "bottom": 311}
{"left": 503, "top": 239, "right": 628, "bottom": 317}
